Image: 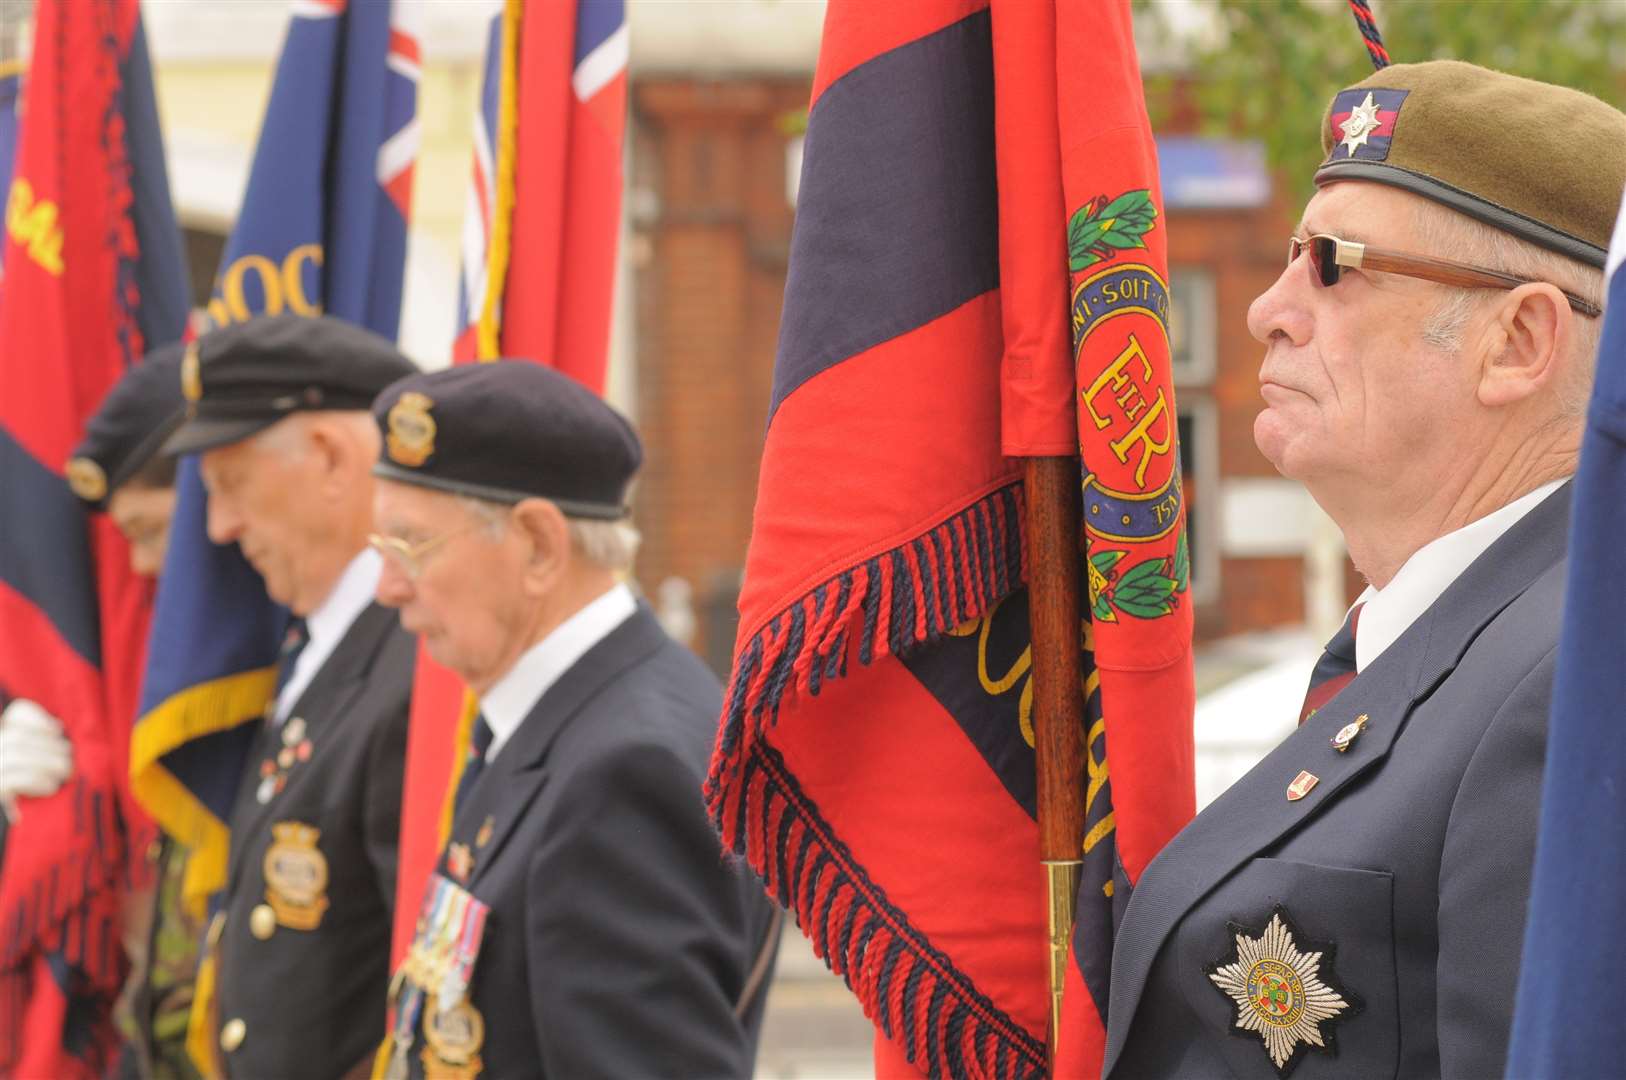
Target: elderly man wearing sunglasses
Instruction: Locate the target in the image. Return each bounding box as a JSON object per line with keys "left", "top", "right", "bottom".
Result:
{"left": 1103, "top": 61, "right": 1625, "bottom": 1079}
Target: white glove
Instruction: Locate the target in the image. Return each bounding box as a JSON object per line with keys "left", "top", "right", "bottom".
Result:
{"left": 0, "top": 699, "right": 74, "bottom": 822}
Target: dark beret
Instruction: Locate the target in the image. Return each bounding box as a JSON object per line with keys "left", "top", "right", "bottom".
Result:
{"left": 160, "top": 313, "right": 419, "bottom": 456}
{"left": 371, "top": 361, "right": 642, "bottom": 520}
{"left": 1315, "top": 60, "right": 1626, "bottom": 269}
{"left": 66, "top": 343, "right": 186, "bottom": 508}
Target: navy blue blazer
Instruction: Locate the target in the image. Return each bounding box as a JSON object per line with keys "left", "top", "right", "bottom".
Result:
{"left": 405, "top": 605, "right": 779, "bottom": 1079}
{"left": 1104, "top": 484, "right": 1571, "bottom": 1079}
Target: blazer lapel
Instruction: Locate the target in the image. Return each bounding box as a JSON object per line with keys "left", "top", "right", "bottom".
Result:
{"left": 1102, "top": 482, "right": 1572, "bottom": 1074}
{"left": 225, "top": 604, "right": 397, "bottom": 891}
{"left": 442, "top": 606, "right": 670, "bottom": 890}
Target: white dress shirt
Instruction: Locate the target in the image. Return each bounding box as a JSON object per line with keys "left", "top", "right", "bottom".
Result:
{"left": 477, "top": 583, "right": 637, "bottom": 763}
{"left": 273, "top": 547, "right": 383, "bottom": 723}
{"left": 1352, "top": 479, "right": 1567, "bottom": 672}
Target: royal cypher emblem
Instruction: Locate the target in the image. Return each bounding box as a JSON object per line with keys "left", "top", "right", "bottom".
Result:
{"left": 387, "top": 391, "right": 438, "bottom": 467}
{"left": 64, "top": 457, "right": 108, "bottom": 502}
{"left": 1207, "top": 907, "right": 1359, "bottom": 1077}
{"left": 1068, "top": 188, "right": 1188, "bottom": 624}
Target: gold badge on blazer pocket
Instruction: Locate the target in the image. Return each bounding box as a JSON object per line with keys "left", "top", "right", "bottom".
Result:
{"left": 263, "top": 821, "right": 331, "bottom": 930}
{"left": 422, "top": 995, "right": 484, "bottom": 1080}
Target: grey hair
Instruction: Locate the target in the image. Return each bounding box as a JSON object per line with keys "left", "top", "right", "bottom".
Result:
{"left": 252, "top": 410, "right": 379, "bottom": 457}
{"left": 455, "top": 494, "right": 641, "bottom": 573}
{"left": 1411, "top": 202, "right": 1604, "bottom": 417}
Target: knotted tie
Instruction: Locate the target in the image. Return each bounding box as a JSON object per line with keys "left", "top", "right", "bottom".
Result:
{"left": 272, "top": 617, "right": 309, "bottom": 701}
{"left": 1298, "top": 604, "right": 1363, "bottom": 724}
{"left": 453, "top": 714, "right": 495, "bottom": 814}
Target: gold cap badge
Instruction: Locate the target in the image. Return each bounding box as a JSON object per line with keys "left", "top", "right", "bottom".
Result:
{"left": 65, "top": 457, "right": 108, "bottom": 502}
{"left": 387, "top": 391, "right": 437, "bottom": 467}
{"left": 180, "top": 341, "right": 202, "bottom": 405}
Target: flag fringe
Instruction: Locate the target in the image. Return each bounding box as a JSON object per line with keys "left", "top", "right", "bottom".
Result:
{"left": 705, "top": 482, "right": 1044, "bottom": 1080}
{"left": 740, "top": 742, "right": 1046, "bottom": 1080}
{"left": 130, "top": 666, "right": 275, "bottom": 915}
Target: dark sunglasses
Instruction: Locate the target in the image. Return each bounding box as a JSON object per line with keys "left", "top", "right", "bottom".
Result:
{"left": 1288, "top": 233, "right": 1601, "bottom": 319}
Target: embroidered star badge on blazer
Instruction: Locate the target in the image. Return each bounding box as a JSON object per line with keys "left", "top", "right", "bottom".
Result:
{"left": 1206, "top": 906, "right": 1361, "bottom": 1077}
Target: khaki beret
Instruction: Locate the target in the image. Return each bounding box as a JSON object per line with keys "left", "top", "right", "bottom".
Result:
{"left": 1315, "top": 60, "right": 1626, "bottom": 269}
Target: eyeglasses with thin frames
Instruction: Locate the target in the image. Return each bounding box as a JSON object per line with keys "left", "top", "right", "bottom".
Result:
{"left": 368, "top": 523, "right": 482, "bottom": 581}
{"left": 1288, "top": 232, "right": 1601, "bottom": 319}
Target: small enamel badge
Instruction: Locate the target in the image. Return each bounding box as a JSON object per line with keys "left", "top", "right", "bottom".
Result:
{"left": 1330, "top": 715, "right": 1367, "bottom": 753}
{"left": 1207, "top": 907, "right": 1360, "bottom": 1077}
{"left": 475, "top": 816, "right": 494, "bottom": 849}
{"left": 447, "top": 842, "right": 474, "bottom": 883}
{"left": 1286, "top": 771, "right": 1319, "bottom": 802}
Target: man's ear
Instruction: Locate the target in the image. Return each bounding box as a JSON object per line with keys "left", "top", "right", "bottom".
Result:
{"left": 1476, "top": 282, "right": 1568, "bottom": 408}
{"left": 511, "top": 498, "right": 569, "bottom": 595}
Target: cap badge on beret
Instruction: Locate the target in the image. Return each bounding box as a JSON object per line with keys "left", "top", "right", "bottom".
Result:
{"left": 1326, "top": 87, "right": 1408, "bottom": 164}
{"left": 65, "top": 457, "right": 108, "bottom": 503}
{"left": 386, "top": 391, "right": 437, "bottom": 468}
{"left": 180, "top": 341, "right": 202, "bottom": 408}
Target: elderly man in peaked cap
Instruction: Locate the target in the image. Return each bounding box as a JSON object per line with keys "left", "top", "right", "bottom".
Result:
{"left": 158, "top": 313, "right": 419, "bottom": 1079}
{"left": 368, "top": 361, "right": 780, "bottom": 1079}
{"left": 1, "top": 344, "right": 195, "bottom": 1078}
{"left": 1103, "top": 62, "right": 1626, "bottom": 1079}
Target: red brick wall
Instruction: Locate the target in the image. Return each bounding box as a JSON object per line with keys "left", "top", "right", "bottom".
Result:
{"left": 631, "top": 75, "right": 1340, "bottom": 659}
{"left": 630, "top": 79, "right": 809, "bottom": 670}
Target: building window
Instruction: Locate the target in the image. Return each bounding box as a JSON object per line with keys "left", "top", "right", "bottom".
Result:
{"left": 1177, "top": 396, "right": 1218, "bottom": 606}
{"left": 1169, "top": 266, "right": 1216, "bottom": 387}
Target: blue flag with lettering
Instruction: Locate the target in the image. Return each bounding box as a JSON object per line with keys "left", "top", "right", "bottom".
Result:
{"left": 131, "top": 0, "right": 419, "bottom": 913}
{"left": 1505, "top": 195, "right": 1626, "bottom": 1078}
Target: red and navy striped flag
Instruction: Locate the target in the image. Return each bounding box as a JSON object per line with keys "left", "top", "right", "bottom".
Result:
{"left": 390, "top": 0, "right": 627, "bottom": 974}
{"left": 705, "top": 2, "right": 1193, "bottom": 1076}
{"left": 0, "top": 2, "right": 189, "bottom": 1074}
{"left": 128, "top": 6, "right": 418, "bottom": 1070}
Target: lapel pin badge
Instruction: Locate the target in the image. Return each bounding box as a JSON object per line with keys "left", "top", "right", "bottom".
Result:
{"left": 1331, "top": 714, "right": 1368, "bottom": 753}
{"left": 475, "top": 815, "right": 495, "bottom": 849}
{"left": 447, "top": 842, "right": 474, "bottom": 883}
{"left": 1286, "top": 770, "right": 1320, "bottom": 802}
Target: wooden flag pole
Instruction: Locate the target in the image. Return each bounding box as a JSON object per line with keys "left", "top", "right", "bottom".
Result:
{"left": 1024, "top": 455, "right": 1088, "bottom": 1067}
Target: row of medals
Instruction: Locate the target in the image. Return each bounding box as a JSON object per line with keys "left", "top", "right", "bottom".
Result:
{"left": 257, "top": 715, "right": 312, "bottom": 804}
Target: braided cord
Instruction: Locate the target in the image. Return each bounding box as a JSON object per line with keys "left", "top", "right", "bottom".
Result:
{"left": 1349, "top": 0, "right": 1390, "bottom": 70}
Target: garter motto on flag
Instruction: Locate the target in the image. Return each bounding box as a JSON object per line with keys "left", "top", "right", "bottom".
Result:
{"left": 391, "top": 0, "right": 628, "bottom": 972}
{"left": 0, "top": 1, "right": 189, "bottom": 1074}
{"left": 702, "top": 1, "right": 1194, "bottom": 1076}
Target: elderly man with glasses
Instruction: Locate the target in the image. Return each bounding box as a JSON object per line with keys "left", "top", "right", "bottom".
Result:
{"left": 157, "top": 314, "right": 419, "bottom": 1080}
{"left": 368, "top": 361, "right": 780, "bottom": 1080}
{"left": 1102, "top": 61, "right": 1625, "bottom": 1079}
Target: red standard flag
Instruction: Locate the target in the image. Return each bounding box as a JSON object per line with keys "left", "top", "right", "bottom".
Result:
{"left": 704, "top": 1, "right": 1193, "bottom": 1076}
{"left": 0, "top": 1, "right": 189, "bottom": 1075}
{"left": 391, "top": 0, "right": 628, "bottom": 970}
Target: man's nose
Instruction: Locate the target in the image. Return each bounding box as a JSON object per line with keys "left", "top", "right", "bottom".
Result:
{"left": 205, "top": 494, "right": 242, "bottom": 545}
{"left": 374, "top": 557, "right": 413, "bottom": 608}
{"left": 1247, "top": 257, "right": 1314, "bottom": 348}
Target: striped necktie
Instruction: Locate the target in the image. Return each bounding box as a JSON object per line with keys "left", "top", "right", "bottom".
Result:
{"left": 453, "top": 714, "right": 495, "bottom": 815}
{"left": 1299, "top": 604, "right": 1363, "bottom": 724}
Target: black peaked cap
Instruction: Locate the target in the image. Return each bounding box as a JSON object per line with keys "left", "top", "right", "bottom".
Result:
{"left": 161, "top": 313, "right": 419, "bottom": 456}
{"left": 67, "top": 343, "right": 187, "bottom": 508}
{"left": 371, "top": 360, "right": 642, "bottom": 519}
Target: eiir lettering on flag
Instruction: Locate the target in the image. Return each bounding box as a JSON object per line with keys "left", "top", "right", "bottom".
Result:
{"left": 704, "top": 2, "right": 1194, "bottom": 1075}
